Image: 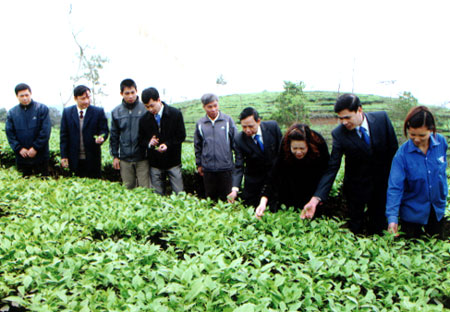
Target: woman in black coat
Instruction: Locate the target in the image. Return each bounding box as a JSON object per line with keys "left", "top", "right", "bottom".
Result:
{"left": 256, "top": 123, "right": 329, "bottom": 218}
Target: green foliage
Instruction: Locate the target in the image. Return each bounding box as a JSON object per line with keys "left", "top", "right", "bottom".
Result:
{"left": 173, "top": 89, "right": 397, "bottom": 143}
{"left": 48, "top": 107, "right": 62, "bottom": 128}
{"left": 388, "top": 92, "right": 418, "bottom": 142}
{"left": 270, "top": 81, "right": 310, "bottom": 128}
{"left": 0, "top": 169, "right": 449, "bottom": 311}
{"left": 0, "top": 108, "right": 6, "bottom": 123}
{"left": 216, "top": 74, "right": 227, "bottom": 86}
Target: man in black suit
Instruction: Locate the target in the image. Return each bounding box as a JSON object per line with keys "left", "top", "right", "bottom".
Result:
{"left": 302, "top": 94, "right": 398, "bottom": 235}
{"left": 139, "top": 87, "right": 186, "bottom": 195}
{"left": 60, "top": 85, "right": 109, "bottom": 178}
{"left": 228, "top": 107, "right": 282, "bottom": 207}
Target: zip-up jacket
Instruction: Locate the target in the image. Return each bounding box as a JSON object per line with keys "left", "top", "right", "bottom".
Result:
{"left": 110, "top": 97, "right": 147, "bottom": 162}
{"left": 5, "top": 100, "right": 51, "bottom": 165}
{"left": 194, "top": 112, "right": 237, "bottom": 172}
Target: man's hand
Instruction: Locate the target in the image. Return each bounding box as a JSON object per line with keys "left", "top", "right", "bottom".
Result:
{"left": 197, "top": 166, "right": 204, "bottom": 176}
{"left": 95, "top": 136, "right": 105, "bottom": 144}
{"left": 61, "top": 158, "right": 69, "bottom": 168}
{"left": 301, "top": 196, "right": 320, "bottom": 219}
{"left": 27, "top": 147, "right": 37, "bottom": 158}
{"left": 255, "top": 197, "right": 268, "bottom": 219}
{"left": 113, "top": 158, "right": 120, "bottom": 170}
{"left": 19, "top": 148, "right": 29, "bottom": 158}
{"left": 387, "top": 222, "right": 399, "bottom": 236}
{"left": 227, "top": 189, "right": 238, "bottom": 203}
{"left": 158, "top": 144, "right": 167, "bottom": 153}
{"left": 150, "top": 136, "right": 159, "bottom": 147}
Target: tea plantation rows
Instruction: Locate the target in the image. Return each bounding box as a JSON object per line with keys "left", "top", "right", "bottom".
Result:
{"left": 1, "top": 169, "right": 450, "bottom": 311}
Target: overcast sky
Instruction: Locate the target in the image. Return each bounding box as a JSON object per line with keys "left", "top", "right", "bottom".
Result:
{"left": 1, "top": 0, "right": 449, "bottom": 112}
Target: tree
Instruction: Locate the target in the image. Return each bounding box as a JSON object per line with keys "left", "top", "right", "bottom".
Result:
{"left": 0, "top": 108, "right": 7, "bottom": 123}
{"left": 48, "top": 107, "right": 62, "bottom": 128}
{"left": 70, "top": 31, "right": 109, "bottom": 107}
{"left": 216, "top": 74, "right": 227, "bottom": 86}
{"left": 389, "top": 91, "right": 418, "bottom": 141}
{"left": 271, "top": 81, "right": 309, "bottom": 128}
{"left": 62, "top": 4, "right": 109, "bottom": 107}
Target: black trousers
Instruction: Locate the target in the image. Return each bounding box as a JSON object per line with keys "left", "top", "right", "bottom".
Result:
{"left": 203, "top": 171, "right": 232, "bottom": 202}
{"left": 75, "top": 159, "right": 101, "bottom": 179}
{"left": 400, "top": 208, "right": 444, "bottom": 239}
{"left": 347, "top": 195, "right": 387, "bottom": 236}
{"left": 17, "top": 160, "right": 49, "bottom": 177}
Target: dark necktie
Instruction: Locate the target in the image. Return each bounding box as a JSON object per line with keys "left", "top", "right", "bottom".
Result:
{"left": 80, "top": 110, "right": 84, "bottom": 119}
{"left": 254, "top": 134, "right": 264, "bottom": 152}
{"left": 359, "top": 127, "right": 370, "bottom": 146}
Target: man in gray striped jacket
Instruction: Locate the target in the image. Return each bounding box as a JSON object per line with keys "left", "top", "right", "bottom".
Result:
{"left": 194, "top": 93, "right": 238, "bottom": 201}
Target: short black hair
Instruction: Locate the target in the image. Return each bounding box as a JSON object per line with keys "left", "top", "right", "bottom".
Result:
{"left": 73, "top": 85, "right": 91, "bottom": 97}
{"left": 334, "top": 94, "right": 361, "bottom": 113}
{"left": 239, "top": 107, "right": 260, "bottom": 121}
{"left": 15, "top": 83, "right": 31, "bottom": 95}
{"left": 201, "top": 93, "right": 218, "bottom": 106}
{"left": 141, "top": 87, "right": 160, "bottom": 104}
{"left": 120, "top": 79, "right": 137, "bottom": 93}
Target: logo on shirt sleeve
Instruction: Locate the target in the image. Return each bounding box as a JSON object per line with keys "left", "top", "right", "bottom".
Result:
{"left": 438, "top": 156, "right": 445, "bottom": 163}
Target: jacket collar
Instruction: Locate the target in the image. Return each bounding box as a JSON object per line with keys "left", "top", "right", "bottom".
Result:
{"left": 20, "top": 100, "right": 35, "bottom": 110}
{"left": 122, "top": 96, "right": 139, "bottom": 110}
{"left": 406, "top": 133, "right": 440, "bottom": 154}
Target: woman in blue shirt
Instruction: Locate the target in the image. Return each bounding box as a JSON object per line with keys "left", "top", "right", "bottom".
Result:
{"left": 386, "top": 106, "right": 448, "bottom": 238}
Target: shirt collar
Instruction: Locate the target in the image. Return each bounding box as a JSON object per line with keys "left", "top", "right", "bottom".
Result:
{"left": 77, "top": 106, "right": 87, "bottom": 114}
{"left": 360, "top": 114, "right": 369, "bottom": 133}
{"left": 252, "top": 125, "right": 262, "bottom": 140}
{"left": 157, "top": 103, "right": 164, "bottom": 118}
{"left": 406, "top": 133, "right": 440, "bottom": 153}
{"left": 207, "top": 111, "right": 220, "bottom": 123}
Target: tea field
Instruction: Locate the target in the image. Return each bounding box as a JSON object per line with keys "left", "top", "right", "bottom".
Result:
{"left": 1, "top": 169, "right": 450, "bottom": 311}
{"left": 1, "top": 92, "right": 450, "bottom": 311}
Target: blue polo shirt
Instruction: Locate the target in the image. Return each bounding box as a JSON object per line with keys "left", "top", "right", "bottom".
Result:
{"left": 386, "top": 133, "right": 448, "bottom": 225}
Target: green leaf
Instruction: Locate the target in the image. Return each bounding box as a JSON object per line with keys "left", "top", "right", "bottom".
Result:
{"left": 185, "top": 278, "right": 204, "bottom": 301}
{"left": 233, "top": 303, "right": 256, "bottom": 312}
{"left": 23, "top": 275, "right": 32, "bottom": 289}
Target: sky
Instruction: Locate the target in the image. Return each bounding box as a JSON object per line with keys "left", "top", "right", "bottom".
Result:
{"left": 1, "top": 0, "right": 449, "bottom": 112}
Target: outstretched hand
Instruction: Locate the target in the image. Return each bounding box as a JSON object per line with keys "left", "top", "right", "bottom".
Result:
{"left": 387, "top": 223, "right": 399, "bottom": 236}
{"left": 301, "top": 197, "right": 319, "bottom": 219}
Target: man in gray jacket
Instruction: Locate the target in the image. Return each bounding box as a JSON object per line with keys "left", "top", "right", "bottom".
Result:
{"left": 194, "top": 93, "right": 238, "bottom": 201}
{"left": 110, "top": 79, "right": 149, "bottom": 189}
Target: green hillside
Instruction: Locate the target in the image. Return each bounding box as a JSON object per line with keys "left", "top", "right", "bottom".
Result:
{"left": 173, "top": 91, "right": 450, "bottom": 151}
{"left": 173, "top": 91, "right": 395, "bottom": 143}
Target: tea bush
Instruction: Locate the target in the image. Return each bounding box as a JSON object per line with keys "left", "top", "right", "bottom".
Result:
{"left": 1, "top": 169, "right": 449, "bottom": 311}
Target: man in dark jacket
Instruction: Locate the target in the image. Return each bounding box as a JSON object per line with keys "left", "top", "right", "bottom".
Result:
{"left": 302, "top": 94, "right": 398, "bottom": 235}
{"left": 6, "top": 83, "right": 51, "bottom": 176}
{"left": 5, "top": 83, "right": 51, "bottom": 176}
{"left": 139, "top": 87, "right": 186, "bottom": 195}
{"left": 110, "top": 79, "right": 149, "bottom": 189}
{"left": 60, "top": 85, "right": 109, "bottom": 178}
{"left": 228, "top": 107, "right": 282, "bottom": 207}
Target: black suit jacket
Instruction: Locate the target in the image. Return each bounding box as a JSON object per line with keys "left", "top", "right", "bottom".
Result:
{"left": 232, "top": 120, "right": 282, "bottom": 205}
{"left": 138, "top": 103, "right": 186, "bottom": 169}
{"left": 60, "top": 105, "right": 109, "bottom": 177}
{"left": 315, "top": 111, "right": 398, "bottom": 203}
